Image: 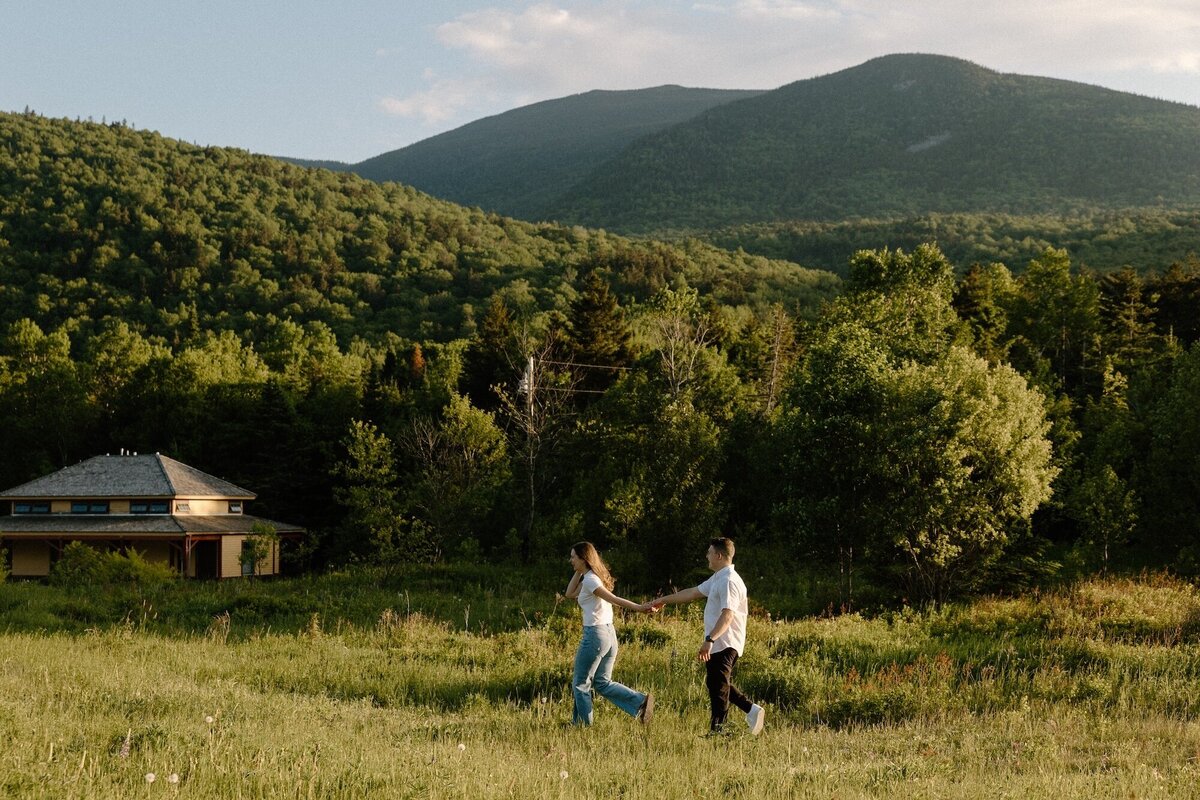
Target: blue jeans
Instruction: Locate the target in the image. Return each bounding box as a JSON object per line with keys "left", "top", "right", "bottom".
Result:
{"left": 572, "top": 624, "right": 646, "bottom": 725}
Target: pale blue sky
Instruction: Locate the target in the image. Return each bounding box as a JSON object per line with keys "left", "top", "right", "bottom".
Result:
{"left": 3, "top": 1, "right": 1198, "bottom": 163}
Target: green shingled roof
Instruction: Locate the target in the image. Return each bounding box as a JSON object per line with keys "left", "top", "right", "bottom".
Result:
{"left": 0, "top": 454, "right": 255, "bottom": 499}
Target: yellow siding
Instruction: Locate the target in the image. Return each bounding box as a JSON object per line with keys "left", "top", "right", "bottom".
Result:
{"left": 110, "top": 500, "right": 131, "bottom": 513}
{"left": 221, "top": 535, "right": 245, "bottom": 578}
{"left": 264, "top": 540, "right": 279, "bottom": 576}
{"left": 176, "top": 498, "right": 235, "bottom": 515}
{"left": 219, "top": 535, "right": 280, "bottom": 578}
{"left": 12, "top": 541, "right": 50, "bottom": 577}
{"left": 51, "top": 501, "right": 71, "bottom": 513}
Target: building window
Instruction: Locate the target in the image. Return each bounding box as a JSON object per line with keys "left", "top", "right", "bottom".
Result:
{"left": 70, "top": 502, "right": 109, "bottom": 514}
{"left": 14, "top": 502, "right": 49, "bottom": 514}
{"left": 228, "top": 501, "right": 243, "bottom": 514}
{"left": 241, "top": 540, "right": 255, "bottom": 576}
{"left": 175, "top": 502, "right": 190, "bottom": 513}
{"left": 130, "top": 501, "right": 170, "bottom": 514}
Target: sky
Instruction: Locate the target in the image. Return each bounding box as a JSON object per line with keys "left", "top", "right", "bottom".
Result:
{"left": 3, "top": 1, "right": 1199, "bottom": 164}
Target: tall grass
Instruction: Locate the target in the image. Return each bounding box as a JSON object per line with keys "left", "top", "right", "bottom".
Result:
{"left": 3, "top": 571, "right": 1200, "bottom": 797}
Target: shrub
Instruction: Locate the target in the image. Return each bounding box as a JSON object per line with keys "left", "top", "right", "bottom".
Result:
{"left": 50, "top": 542, "right": 107, "bottom": 586}
{"left": 50, "top": 543, "right": 178, "bottom": 593}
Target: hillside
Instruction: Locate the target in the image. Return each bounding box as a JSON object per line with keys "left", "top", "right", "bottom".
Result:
{"left": 548, "top": 54, "right": 1200, "bottom": 231}
{"left": 349, "top": 86, "right": 764, "bottom": 221}
{"left": 0, "top": 110, "right": 835, "bottom": 346}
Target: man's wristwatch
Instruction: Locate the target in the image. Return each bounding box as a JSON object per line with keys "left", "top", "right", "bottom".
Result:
{"left": 704, "top": 635, "right": 714, "bottom": 643}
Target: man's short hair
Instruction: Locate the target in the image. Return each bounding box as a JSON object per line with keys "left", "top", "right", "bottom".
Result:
{"left": 709, "top": 537, "right": 735, "bottom": 560}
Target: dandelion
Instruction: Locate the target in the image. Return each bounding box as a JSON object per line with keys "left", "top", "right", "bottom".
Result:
{"left": 205, "top": 715, "right": 215, "bottom": 725}
{"left": 457, "top": 743, "right": 466, "bottom": 752}
{"left": 167, "top": 773, "right": 180, "bottom": 784}
{"left": 560, "top": 770, "right": 569, "bottom": 780}
{"left": 145, "top": 773, "right": 156, "bottom": 784}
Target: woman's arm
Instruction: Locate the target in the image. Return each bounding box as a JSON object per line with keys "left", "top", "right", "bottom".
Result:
{"left": 592, "top": 584, "right": 647, "bottom": 612}
{"left": 564, "top": 571, "right": 583, "bottom": 599}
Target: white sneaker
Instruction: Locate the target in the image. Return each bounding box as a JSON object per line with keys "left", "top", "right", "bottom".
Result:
{"left": 746, "top": 704, "right": 765, "bottom": 735}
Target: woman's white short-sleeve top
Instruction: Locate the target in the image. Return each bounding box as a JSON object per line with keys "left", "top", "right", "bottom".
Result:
{"left": 577, "top": 571, "right": 614, "bottom": 626}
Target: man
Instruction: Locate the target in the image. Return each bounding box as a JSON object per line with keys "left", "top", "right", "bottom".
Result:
{"left": 651, "top": 538, "right": 765, "bottom": 736}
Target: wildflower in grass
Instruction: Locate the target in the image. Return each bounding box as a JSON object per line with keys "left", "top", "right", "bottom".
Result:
{"left": 205, "top": 715, "right": 214, "bottom": 725}
{"left": 560, "top": 770, "right": 569, "bottom": 780}
{"left": 458, "top": 743, "right": 466, "bottom": 751}
{"left": 145, "top": 773, "right": 156, "bottom": 783}
{"left": 167, "top": 773, "right": 180, "bottom": 784}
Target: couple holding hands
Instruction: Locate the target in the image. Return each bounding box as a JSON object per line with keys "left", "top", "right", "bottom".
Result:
{"left": 564, "top": 538, "right": 765, "bottom": 736}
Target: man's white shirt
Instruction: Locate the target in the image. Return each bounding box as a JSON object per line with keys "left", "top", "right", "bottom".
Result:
{"left": 697, "top": 564, "right": 748, "bottom": 655}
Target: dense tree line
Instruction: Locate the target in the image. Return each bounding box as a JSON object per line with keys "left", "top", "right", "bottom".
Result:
{"left": 706, "top": 210, "right": 1200, "bottom": 276}
{"left": 4, "top": 240, "right": 1197, "bottom": 607}
{"left": 3, "top": 111, "right": 1200, "bottom": 608}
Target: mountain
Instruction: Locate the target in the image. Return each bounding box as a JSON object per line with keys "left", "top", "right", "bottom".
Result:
{"left": 349, "top": 86, "right": 764, "bottom": 221}
{"left": 552, "top": 54, "right": 1200, "bottom": 231}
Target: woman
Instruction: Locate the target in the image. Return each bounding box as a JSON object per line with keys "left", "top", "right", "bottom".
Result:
{"left": 563, "top": 542, "right": 654, "bottom": 727}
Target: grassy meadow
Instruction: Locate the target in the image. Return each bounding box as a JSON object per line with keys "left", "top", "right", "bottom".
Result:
{"left": 4, "top": 568, "right": 1200, "bottom": 798}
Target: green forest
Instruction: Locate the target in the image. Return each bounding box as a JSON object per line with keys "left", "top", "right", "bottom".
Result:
{"left": 2, "top": 110, "right": 1200, "bottom": 609}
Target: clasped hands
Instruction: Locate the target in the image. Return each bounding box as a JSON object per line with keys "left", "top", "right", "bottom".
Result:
{"left": 631, "top": 599, "right": 665, "bottom": 614}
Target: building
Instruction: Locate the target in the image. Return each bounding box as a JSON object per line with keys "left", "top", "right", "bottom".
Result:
{"left": 0, "top": 453, "right": 304, "bottom": 579}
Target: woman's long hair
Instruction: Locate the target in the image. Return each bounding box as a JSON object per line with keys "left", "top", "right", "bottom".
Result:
{"left": 572, "top": 542, "right": 615, "bottom": 591}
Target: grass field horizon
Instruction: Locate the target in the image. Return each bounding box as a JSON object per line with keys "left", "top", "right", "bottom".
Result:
{"left": 4, "top": 567, "right": 1200, "bottom": 798}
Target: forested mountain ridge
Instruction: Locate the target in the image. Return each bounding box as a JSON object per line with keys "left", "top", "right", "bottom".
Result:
{"left": 347, "top": 86, "right": 765, "bottom": 221}
{"left": 540, "top": 54, "right": 1200, "bottom": 231}
{"left": 0, "top": 109, "right": 835, "bottom": 347}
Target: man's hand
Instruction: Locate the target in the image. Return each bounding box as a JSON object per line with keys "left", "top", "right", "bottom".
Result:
{"left": 697, "top": 640, "right": 713, "bottom": 662}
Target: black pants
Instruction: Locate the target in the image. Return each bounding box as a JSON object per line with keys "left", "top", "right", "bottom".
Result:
{"left": 705, "top": 647, "right": 753, "bottom": 730}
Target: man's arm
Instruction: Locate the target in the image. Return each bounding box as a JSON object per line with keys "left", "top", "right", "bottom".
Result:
{"left": 698, "top": 607, "right": 735, "bottom": 662}
{"left": 651, "top": 586, "right": 704, "bottom": 607}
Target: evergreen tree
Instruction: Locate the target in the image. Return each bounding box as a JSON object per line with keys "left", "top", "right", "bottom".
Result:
{"left": 565, "top": 271, "right": 632, "bottom": 396}
{"left": 461, "top": 296, "right": 517, "bottom": 410}
{"left": 1098, "top": 266, "right": 1160, "bottom": 374}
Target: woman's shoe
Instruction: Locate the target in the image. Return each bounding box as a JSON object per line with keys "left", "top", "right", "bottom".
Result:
{"left": 636, "top": 692, "right": 655, "bottom": 725}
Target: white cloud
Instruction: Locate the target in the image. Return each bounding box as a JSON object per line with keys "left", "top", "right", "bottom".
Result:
{"left": 378, "top": 79, "right": 481, "bottom": 125}
{"left": 434, "top": 3, "right": 693, "bottom": 92}
{"left": 723, "top": 0, "right": 842, "bottom": 22}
